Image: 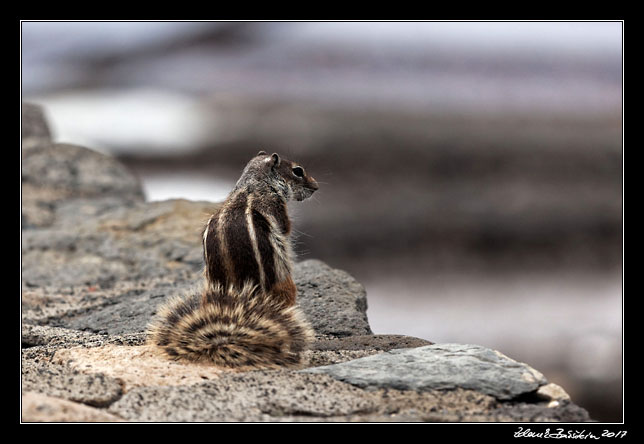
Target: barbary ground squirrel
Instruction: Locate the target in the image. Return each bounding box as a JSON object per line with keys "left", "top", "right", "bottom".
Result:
{"left": 147, "top": 151, "right": 319, "bottom": 370}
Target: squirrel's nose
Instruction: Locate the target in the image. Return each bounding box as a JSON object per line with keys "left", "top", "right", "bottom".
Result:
{"left": 309, "top": 178, "right": 319, "bottom": 191}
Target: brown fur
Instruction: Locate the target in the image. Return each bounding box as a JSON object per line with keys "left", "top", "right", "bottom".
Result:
{"left": 270, "top": 277, "right": 297, "bottom": 308}
{"left": 202, "top": 152, "right": 317, "bottom": 304}
{"left": 147, "top": 283, "right": 315, "bottom": 370}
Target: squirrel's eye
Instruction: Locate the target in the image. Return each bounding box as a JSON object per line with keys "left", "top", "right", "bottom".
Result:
{"left": 292, "top": 166, "right": 304, "bottom": 178}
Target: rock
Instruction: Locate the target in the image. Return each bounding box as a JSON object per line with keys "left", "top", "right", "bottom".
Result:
{"left": 295, "top": 259, "right": 372, "bottom": 336}
{"left": 21, "top": 138, "right": 144, "bottom": 229}
{"left": 21, "top": 249, "right": 133, "bottom": 289}
{"left": 21, "top": 324, "right": 112, "bottom": 349}
{"left": 21, "top": 125, "right": 145, "bottom": 229}
{"left": 106, "top": 368, "right": 590, "bottom": 422}
{"left": 490, "top": 401, "right": 591, "bottom": 422}
{"left": 52, "top": 344, "right": 223, "bottom": 391}
{"left": 535, "top": 382, "right": 572, "bottom": 408}
{"left": 21, "top": 103, "right": 51, "bottom": 148}
{"left": 22, "top": 392, "right": 122, "bottom": 422}
{"left": 311, "top": 334, "right": 432, "bottom": 352}
{"left": 305, "top": 334, "right": 433, "bottom": 367}
{"left": 21, "top": 324, "right": 146, "bottom": 369}
{"left": 22, "top": 143, "right": 144, "bottom": 202}
{"left": 21, "top": 199, "right": 210, "bottom": 288}
{"left": 536, "top": 382, "right": 571, "bottom": 402}
{"left": 49, "top": 280, "right": 199, "bottom": 335}
{"left": 304, "top": 343, "right": 548, "bottom": 401}
{"left": 304, "top": 349, "right": 379, "bottom": 368}
{"left": 108, "top": 371, "right": 378, "bottom": 421}
{"left": 22, "top": 360, "right": 122, "bottom": 407}
{"left": 22, "top": 275, "right": 173, "bottom": 328}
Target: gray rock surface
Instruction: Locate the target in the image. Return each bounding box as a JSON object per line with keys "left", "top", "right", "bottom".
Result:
{"left": 46, "top": 281, "right": 199, "bottom": 335}
{"left": 107, "top": 368, "right": 590, "bottom": 422}
{"left": 21, "top": 102, "right": 144, "bottom": 230}
{"left": 21, "top": 324, "right": 143, "bottom": 350}
{"left": 304, "top": 343, "right": 548, "bottom": 401}
{"left": 22, "top": 142, "right": 144, "bottom": 200}
{"left": 310, "top": 334, "right": 432, "bottom": 352}
{"left": 21, "top": 103, "right": 592, "bottom": 422}
{"left": 108, "top": 371, "right": 378, "bottom": 422}
{"left": 22, "top": 361, "right": 123, "bottom": 407}
{"left": 295, "top": 259, "right": 372, "bottom": 336}
{"left": 305, "top": 334, "right": 433, "bottom": 368}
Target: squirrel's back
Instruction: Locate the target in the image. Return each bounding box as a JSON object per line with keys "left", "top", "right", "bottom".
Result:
{"left": 147, "top": 282, "right": 315, "bottom": 370}
{"left": 202, "top": 152, "right": 318, "bottom": 307}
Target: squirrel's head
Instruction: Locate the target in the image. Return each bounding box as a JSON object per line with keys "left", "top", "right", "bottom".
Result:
{"left": 236, "top": 151, "right": 319, "bottom": 202}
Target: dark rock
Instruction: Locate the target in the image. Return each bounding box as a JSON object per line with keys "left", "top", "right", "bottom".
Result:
{"left": 306, "top": 335, "right": 434, "bottom": 367}
{"left": 296, "top": 259, "right": 372, "bottom": 337}
{"left": 21, "top": 325, "right": 147, "bottom": 366}
{"left": 22, "top": 324, "right": 115, "bottom": 349}
{"left": 59, "top": 281, "right": 198, "bottom": 335}
{"left": 311, "top": 334, "right": 432, "bottom": 352}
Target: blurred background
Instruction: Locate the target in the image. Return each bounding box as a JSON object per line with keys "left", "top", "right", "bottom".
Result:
{"left": 21, "top": 21, "right": 622, "bottom": 421}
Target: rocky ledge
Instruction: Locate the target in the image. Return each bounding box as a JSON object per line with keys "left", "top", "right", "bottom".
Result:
{"left": 21, "top": 103, "right": 591, "bottom": 422}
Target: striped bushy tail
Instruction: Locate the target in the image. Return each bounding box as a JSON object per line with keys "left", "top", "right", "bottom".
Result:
{"left": 146, "top": 282, "right": 315, "bottom": 370}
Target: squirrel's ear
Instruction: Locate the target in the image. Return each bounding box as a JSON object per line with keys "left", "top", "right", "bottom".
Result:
{"left": 270, "top": 153, "right": 281, "bottom": 168}
{"left": 257, "top": 150, "right": 267, "bottom": 156}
